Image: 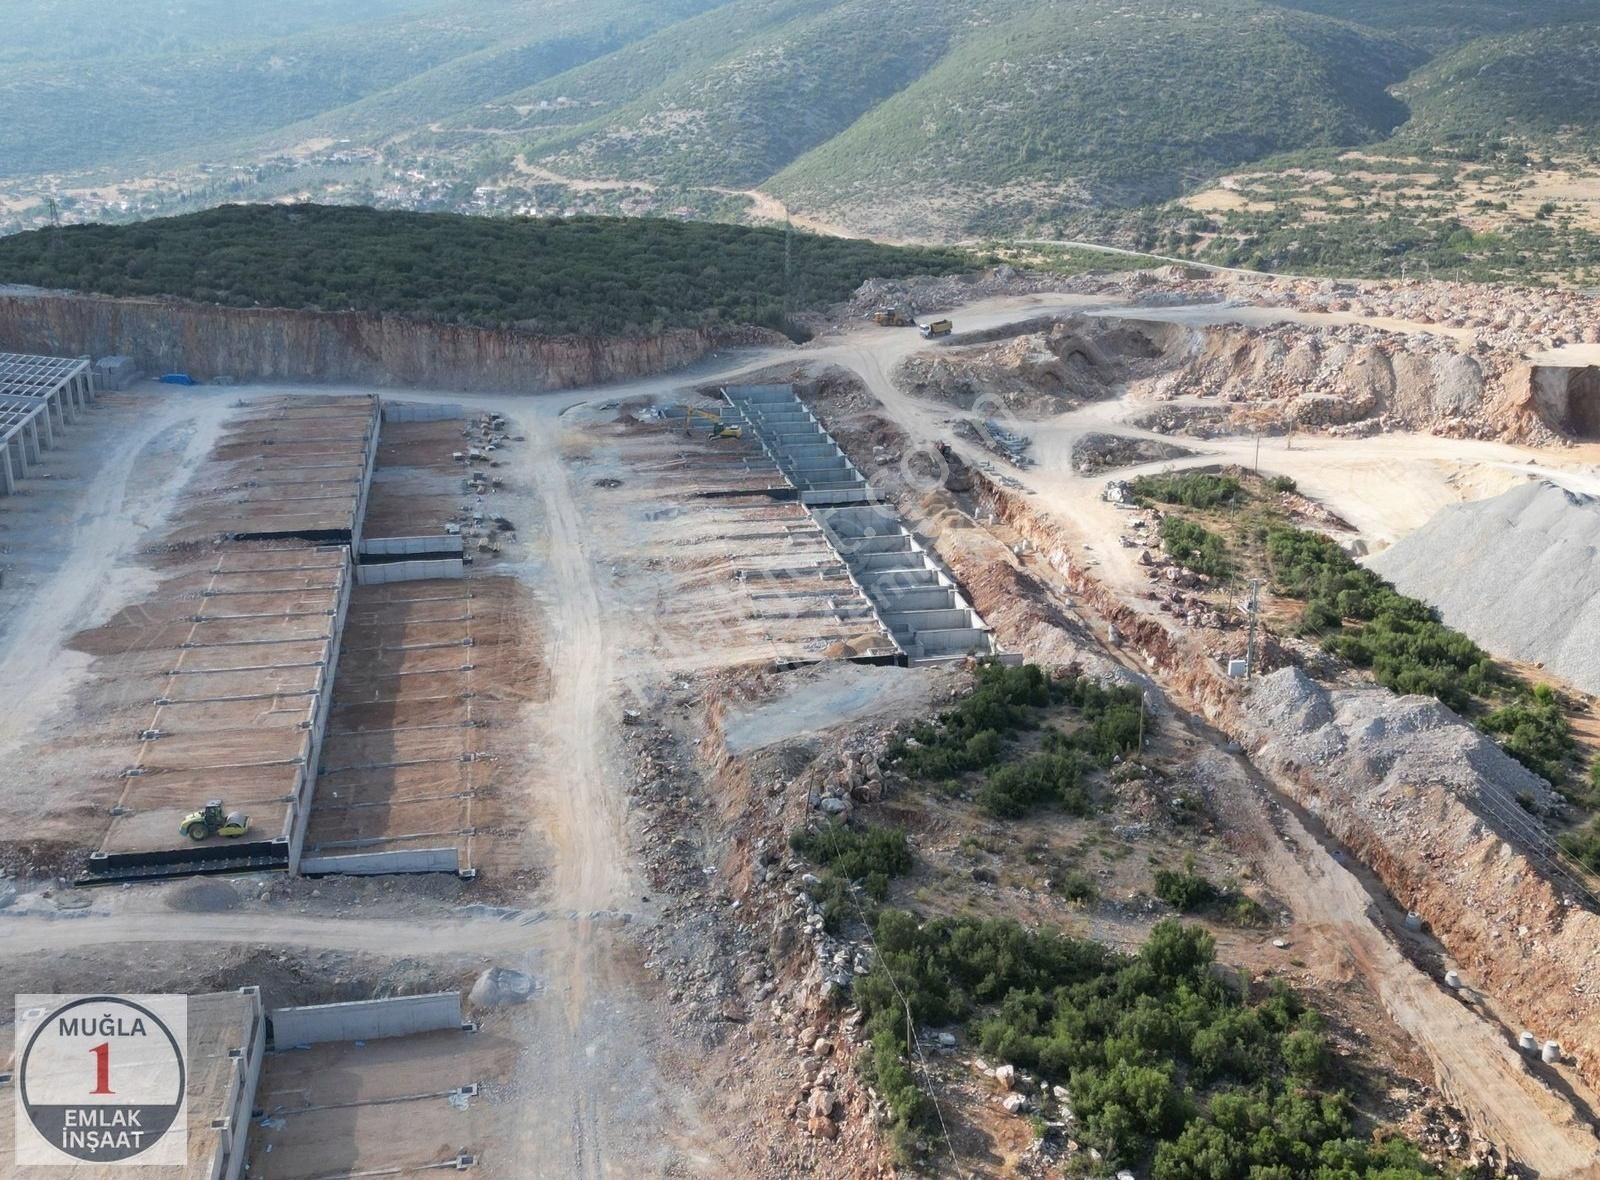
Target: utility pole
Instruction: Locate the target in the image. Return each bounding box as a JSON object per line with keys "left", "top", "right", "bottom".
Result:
{"left": 783, "top": 208, "right": 794, "bottom": 327}
{"left": 1244, "top": 578, "right": 1260, "bottom": 679}
{"left": 46, "top": 197, "right": 63, "bottom": 258}
{"left": 1253, "top": 431, "right": 1261, "bottom": 474}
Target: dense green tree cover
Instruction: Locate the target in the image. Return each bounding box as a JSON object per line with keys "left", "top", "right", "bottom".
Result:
{"left": 773, "top": 0, "right": 1419, "bottom": 219}
{"left": 0, "top": 204, "right": 973, "bottom": 336}
{"left": 1395, "top": 24, "right": 1600, "bottom": 152}
{"left": 856, "top": 914, "right": 1437, "bottom": 1176}
{"left": 885, "top": 663, "right": 1142, "bottom": 818}
{"left": 1133, "top": 473, "right": 1246, "bottom": 510}
{"left": 1159, "top": 517, "right": 1234, "bottom": 580}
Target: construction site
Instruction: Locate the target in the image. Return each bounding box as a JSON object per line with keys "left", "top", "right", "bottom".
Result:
{"left": 3, "top": 261, "right": 1600, "bottom": 1179}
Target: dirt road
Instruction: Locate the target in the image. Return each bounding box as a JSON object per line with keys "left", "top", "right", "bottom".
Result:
{"left": 1188, "top": 743, "right": 1600, "bottom": 1175}
{"left": 798, "top": 301, "right": 1600, "bottom": 1173}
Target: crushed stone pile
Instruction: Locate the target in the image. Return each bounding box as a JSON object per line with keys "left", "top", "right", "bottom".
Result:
{"left": 1370, "top": 481, "right": 1600, "bottom": 698}
{"left": 1244, "top": 667, "right": 1562, "bottom": 815}
{"left": 1237, "top": 667, "right": 1600, "bottom": 1091}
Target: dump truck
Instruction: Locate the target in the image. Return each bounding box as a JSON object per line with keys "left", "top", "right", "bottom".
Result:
{"left": 872, "top": 307, "right": 914, "bottom": 327}
{"left": 919, "top": 318, "right": 953, "bottom": 338}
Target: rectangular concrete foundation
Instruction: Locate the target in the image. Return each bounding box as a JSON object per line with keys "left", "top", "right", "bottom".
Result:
{"left": 723, "top": 384, "right": 1000, "bottom": 665}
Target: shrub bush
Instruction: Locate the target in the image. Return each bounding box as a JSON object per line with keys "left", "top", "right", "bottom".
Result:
{"left": 1132, "top": 472, "right": 1246, "bottom": 509}
{"left": 1159, "top": 516, "right": 1233, "bottom": 578}
{"left": 789, "top": 824, "right": 913, "bottom": 930}
{"left": 854, "top": 912, "right": 1435, "bottom": 1176}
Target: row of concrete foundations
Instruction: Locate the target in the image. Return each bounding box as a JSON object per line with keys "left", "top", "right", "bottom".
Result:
{"left": 722, "top": 384, "right": 998, "bottom": 663}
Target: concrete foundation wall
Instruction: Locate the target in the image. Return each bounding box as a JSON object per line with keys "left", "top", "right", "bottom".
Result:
{"left": 359, "top": 534, "right": 465, "bottom": 557}
{"left": 382, "top": 400, "right": 465, "bottom": 423}
{"left": 208, "top": 987, "right": 266, "bottom": 1180}
{"left": 270, "top": 992, "right": 464, "bottom": 1047}
{"left": 285, "top": 548, "right": 354, "bottom": 873}
{"left": 299, "top": 847, "right": 460, "bottom": 875}
{"left": 349, "top": 399, "right": 382, "bottom": 552}
{"left": 356, "top": 558, "right": 465, "bottom": 584}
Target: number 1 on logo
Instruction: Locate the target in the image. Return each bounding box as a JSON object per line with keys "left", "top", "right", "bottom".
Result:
{"left": 90, "top": 1041, "right": 113, "bottom": 1095}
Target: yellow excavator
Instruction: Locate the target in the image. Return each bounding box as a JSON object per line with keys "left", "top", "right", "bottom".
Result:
{"left": 179, "top": 799, "right": 250, "bottom": 841}
{"left": 682, "top": 405, "right": 742, "bottom": 439}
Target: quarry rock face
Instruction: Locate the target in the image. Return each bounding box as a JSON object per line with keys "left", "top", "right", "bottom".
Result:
{"left": 0, "top": 289, "right": 775, "bottom": 391}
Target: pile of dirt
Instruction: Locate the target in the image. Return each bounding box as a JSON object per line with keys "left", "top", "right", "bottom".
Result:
{"left": 1148, "top": 321, "right": 1515, "bottom": 437}
{"left": 1268, "top": 276, "right": 1600, "bottom": 353}
{"left": 895, "top": 315, "right": 1187, "bottom": 418}
{"left": 1370, "top": 480, "right": 1600, "bottom": 697}
{"left": 164, "top": 878, "right": 242, "bottom": 913}
{"left": 1239, "top": 669, "right": 1600, "bottom": 1094}
{"left": 1070, "top": 431, "right": 1197, "bottom": 475}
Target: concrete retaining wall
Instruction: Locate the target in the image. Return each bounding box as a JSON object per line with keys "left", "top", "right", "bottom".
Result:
{"left": 359, "top": 534, "right": 465, "bottom": 557}
{"left": 284, "top": 547, "right": 354, "bottom": 874}
{"left": 299, "top": 847, "right": 460, "bottom": 875}
{"left": 269, "top": 992, "right": 464, "bottom": 1047}
{"left": 356, "top": 558, "right": 464, "bottom": 584}
{"left": 382, "top": 400, "right": 465, "bottom": 423}
{"left": 348, "top": 399, "right": 382, "bottom": 552}
{"left": 207, "top": 987, "right": 266, "bottom": 1180}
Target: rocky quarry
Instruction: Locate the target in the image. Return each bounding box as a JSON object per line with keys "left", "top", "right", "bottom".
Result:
{"left": 0, "top": 285, "right": 778, "bottom": 391}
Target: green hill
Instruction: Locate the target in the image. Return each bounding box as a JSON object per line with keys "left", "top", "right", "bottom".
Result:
{"left": 507, "top": 0, "right": 1034, "bottom": 190}
{"left": 1394, "top": 24, "right": 1600, "bottom": 151}
{"left": 0, "top": 204, "right": 974, "bottom": 335}
{"left": 0, "top": 0, "right": 720, "bottom": 178}
{"left": 10, "top": 0, "right": 1600, "bottom": 262}
{"left": 767, "top": 0, "right": 1419, "bottom": 235}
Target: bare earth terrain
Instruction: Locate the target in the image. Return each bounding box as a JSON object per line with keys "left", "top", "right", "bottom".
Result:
{"left": 3, "top": 267, "right": 1600, "bottom": 1178}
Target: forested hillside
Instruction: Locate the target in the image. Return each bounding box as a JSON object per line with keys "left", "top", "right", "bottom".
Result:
{"left": 768, "top": 0, "right": 1418, "bottom": 236}
{"left": 0, "top": 204, "right": 974, "bottom": 335}
{"left": 10, "top": 0, "right": 1600, "bottom": 280}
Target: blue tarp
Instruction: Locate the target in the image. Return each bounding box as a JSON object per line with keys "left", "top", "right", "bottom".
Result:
{"left": 159, "top": 373, "right": 197, "bottom": 386}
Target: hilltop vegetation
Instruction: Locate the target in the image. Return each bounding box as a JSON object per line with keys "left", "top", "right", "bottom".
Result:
{"left": 0, "top": 204, "right": 974, "bottom": 336}
{"left": 0, "top": 0, "right": 720, "bottom": 179}
{"left": 10, "top": 0, "right": 1600, "bottom": 280}
{"left": 1395, "top": 26, "right": 1600, "bottom": 153}
{"left": 771, "top": 0, "right": 1418, "bottom": 234}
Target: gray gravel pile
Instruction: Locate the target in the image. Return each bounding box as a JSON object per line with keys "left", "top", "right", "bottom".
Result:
{"left": 1243, "top": 667, "right": 1561, "bottom": 814}
{"left": 1370, "top": 481, "right": 1600, "bottom": 697}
